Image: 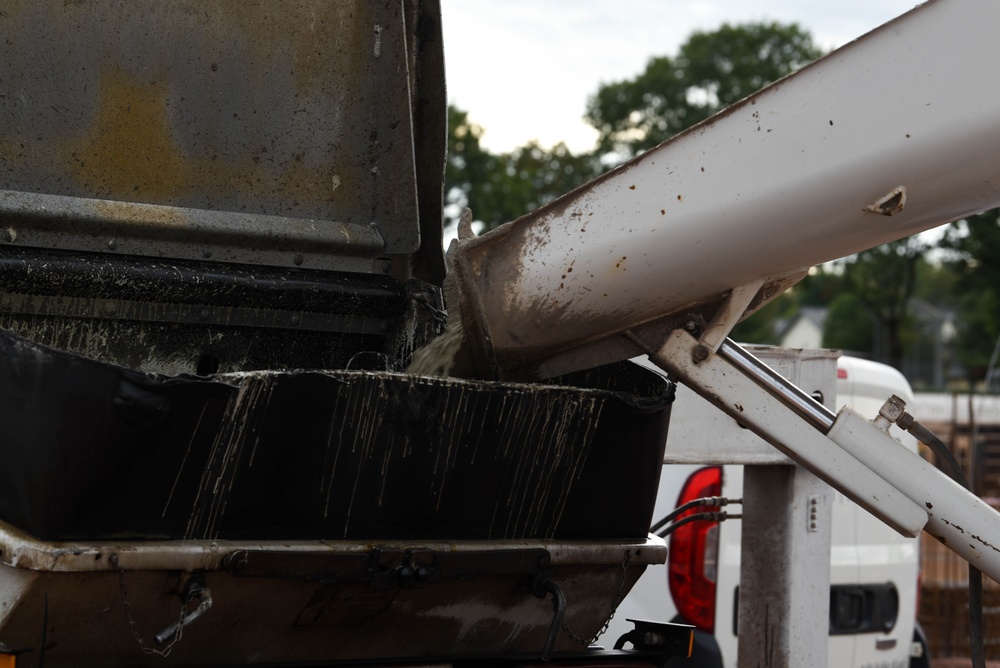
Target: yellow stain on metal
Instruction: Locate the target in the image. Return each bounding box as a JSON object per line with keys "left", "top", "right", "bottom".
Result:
{"left": 0, "top": 0, "right": 419, "bottom": 240}
{"left": 69, "top": 69, "right": 191, "bottom": 203}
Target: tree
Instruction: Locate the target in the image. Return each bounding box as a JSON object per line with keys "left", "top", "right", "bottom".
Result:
{"left": 835, "top": 238, "right": 927, "bottom": 370}
{"left": 444, "top": 105, "right": 501, "bottom": 229}
{"left": 445, "top": 106, "right": 599, "bottom": 233}
{"left": 729, "top": 290, "right": 798, "bottom": 344}
{"left": 823, "top": 292, "right": 874, "bottom": 354}
{"left": 943, "top": 208, "right": 1000, "bottom": 379}
{"left": 585, "top": 22, "right": 823, "bottom": 160}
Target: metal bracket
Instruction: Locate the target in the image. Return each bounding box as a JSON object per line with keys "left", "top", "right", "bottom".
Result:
{"left": 698, "top": 279, "right": 765, "bottom": 355}
{"left": 643, "top": 329, "right": 927, "bottom": 537}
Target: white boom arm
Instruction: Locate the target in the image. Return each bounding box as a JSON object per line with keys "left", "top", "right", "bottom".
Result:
{"left": 451, "top": 0, "right": 1000, "bottom": 382}
{"left": 445, "top": 0, "right": 1000, "bottom": 584}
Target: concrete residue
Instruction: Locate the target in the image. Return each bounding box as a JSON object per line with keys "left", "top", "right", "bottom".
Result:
{"left": 184, "top": 376, "right": 277, "bottom": 539}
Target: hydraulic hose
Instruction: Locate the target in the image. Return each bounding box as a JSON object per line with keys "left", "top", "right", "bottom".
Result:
{"left": 649, "top": 496, "right": 740, "bottom": 534}
{"left": 897, "top": 411, "right": 985, "bottom": 668}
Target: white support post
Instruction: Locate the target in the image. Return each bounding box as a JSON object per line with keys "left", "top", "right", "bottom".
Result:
{"left": 737, "top": 465, "right": 832, "bottom": 668}
{"left": 643, "top": 330, "right": 927, "bottom": 666}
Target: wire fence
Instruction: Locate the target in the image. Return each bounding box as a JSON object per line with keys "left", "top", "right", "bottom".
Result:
{"left": 920, "top": 531, "right": 1000, "bottom": 660}
{"left": 911, "top": 396, "right": 1000, "bottom": 660}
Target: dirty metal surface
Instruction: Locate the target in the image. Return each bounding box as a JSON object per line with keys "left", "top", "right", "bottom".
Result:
{"left": 0, "top": 328, "right": 673, "bottom": 543}
{"left": 0, "top": 549, "right": 656, "bottom": 666}
{"left": 0, "top": 524, "right": 664, "bottom": 574}
{"left": 0, "top": 0, "right": 437, "bottom": 262}
{"left": 0, "top": 190, "right": 385, "bottom": 274}
{"left": 0, "top": 246, "right": 440, "bottom": 374}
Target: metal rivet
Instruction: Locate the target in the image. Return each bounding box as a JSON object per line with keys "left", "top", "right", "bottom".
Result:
{"left": 293, "top": 254, "right": 304, "bottom": 266}
{"left": 107, "top": 239, "right": 118, "bottom": 250}
{"left": 199, "top": 309, "right": 210, "bottom": 321}
{"left": 290, "top": 315, "right": 301, "bottom": 326}
{"left": 1, "top": 227, "right": 15, "bottom": 243}
{"left": 202, "top": 249, "right": 213, "bottom": 259}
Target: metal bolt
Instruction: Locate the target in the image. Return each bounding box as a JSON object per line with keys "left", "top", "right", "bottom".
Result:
{"left": 878, "top": 395, "right": 906, "bottom": 422}
{"left": 875, "top": 394, "right": 907, "bottom": 431}
{"left": 684, "top": 319, "right": 699, "bottom": 333}
{"left": 224, "top": 553, "right": 248, "bottom": 574}
{"left": 1, "top": 227, "right": 15, "bottom": 243}
{"left": 379, "top": 259, "right": 392, "bottom": 274}
{"left": 692, "top": 344, "right": 711, "bottom": 364}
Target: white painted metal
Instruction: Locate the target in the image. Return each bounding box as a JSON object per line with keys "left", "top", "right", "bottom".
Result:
{"left": 648, "top": 330, "right": 928, "bottom": 537}
{"left": 829, "top": 408, "right": 1000, "bottom": 583}
{"left": 650, "top": 346, "right": 839, "bottom": 465}
{"left": 737, "top": 465, "right": 832, "bottom": 668}
{"left": 453, "top": 0, "right": 1000, "bottom": 380}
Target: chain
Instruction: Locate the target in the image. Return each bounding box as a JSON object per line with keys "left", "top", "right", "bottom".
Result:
{"left": 561, "top": 549, "right": 632, "bottom": 647}
{"left": 111, "top": 554, "right": 189, "bottom": 658}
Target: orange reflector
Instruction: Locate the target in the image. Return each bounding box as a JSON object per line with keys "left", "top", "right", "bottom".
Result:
{"left": 687, "top": 629, "right": 695, "bottom": 657}
{"left": 0, "top": 653, "right": 15, "bottom": 668}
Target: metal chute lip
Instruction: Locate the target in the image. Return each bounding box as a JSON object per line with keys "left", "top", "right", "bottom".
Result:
{"left": 1, "top": 322, "right": 674, "bottom": 408}
{"left": 0, "top": 324, "right": 673, "bottom": 543}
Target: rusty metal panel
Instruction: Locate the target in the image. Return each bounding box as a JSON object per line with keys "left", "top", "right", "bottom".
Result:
{"left": 0, "top": 540, "right": 664, "bottom": 666}
{"left": 0, "top": 0, "right": 421, "bottom": 257}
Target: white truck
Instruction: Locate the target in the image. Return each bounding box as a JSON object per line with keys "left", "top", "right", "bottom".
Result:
{"left": 609, "top": 352, "right": 926, "bottom": 668}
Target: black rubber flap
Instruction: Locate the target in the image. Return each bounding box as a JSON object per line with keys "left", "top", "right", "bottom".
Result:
{"left": 0, "top": 328, "right": 673, "bottom": 541}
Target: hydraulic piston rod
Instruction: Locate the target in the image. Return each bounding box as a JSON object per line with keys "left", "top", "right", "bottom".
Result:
{"left": 653, "top": 332, "right": 1000, "bottom": 584}
{"left": 717, "top": 340, "right": 836, "bottom": 432}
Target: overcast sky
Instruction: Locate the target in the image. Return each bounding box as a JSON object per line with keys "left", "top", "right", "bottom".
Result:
{"left": 440, "top": 1, "right": 922, "bottom": 153}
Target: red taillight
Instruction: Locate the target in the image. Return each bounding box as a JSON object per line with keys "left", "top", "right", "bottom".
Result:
{"left": 668, "top": 466, "right": 722, "bottom": 633}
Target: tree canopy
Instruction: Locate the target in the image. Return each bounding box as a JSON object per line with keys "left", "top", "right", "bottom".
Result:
{"left": 584, "top": 22, "right": 823, "bottom": 159}
{"left": 943, "top": 209, "right": 1000, "bottom": 378}
{"left": 445, "top": 106, "right": 598, "bottom": 232}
